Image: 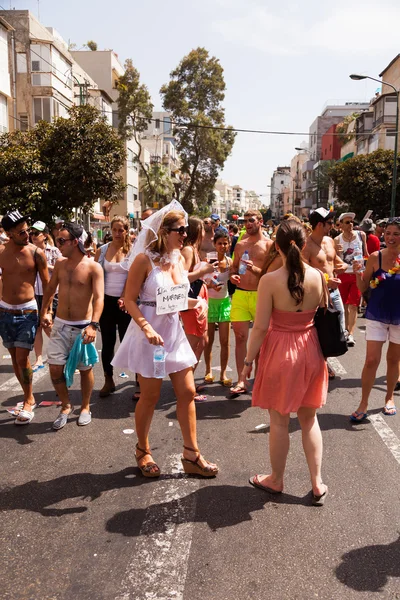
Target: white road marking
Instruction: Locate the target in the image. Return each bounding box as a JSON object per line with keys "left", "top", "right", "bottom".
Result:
{"left": 212, "top": 365, "right": 232, "bottom": 372}
{"left": 117, "top": 454, "right": 199, "bottom": 600}
{"left": 0, "top": 365, "right": 49, "bottom": 393}
{"left": 369, "top": 414, "right": 400, "bottom": 465}
{"left": 327, "top": 357, "right": 347, "bottom": 375}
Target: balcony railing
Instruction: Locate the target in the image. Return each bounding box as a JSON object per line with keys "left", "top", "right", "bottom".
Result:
{"left": 373, "top": 115, "right": 397, "bottom": 129}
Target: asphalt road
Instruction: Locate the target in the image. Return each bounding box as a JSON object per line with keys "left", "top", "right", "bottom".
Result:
{"left": 1, "top": 316, "right": 400, "bottom": 600}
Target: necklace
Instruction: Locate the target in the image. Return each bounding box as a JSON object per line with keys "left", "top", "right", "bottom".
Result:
{"left": 310, "top": 236, "right": 324, "bottom": 250}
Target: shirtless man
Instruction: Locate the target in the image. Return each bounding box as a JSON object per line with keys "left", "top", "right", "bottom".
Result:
{"left": 199, "top": 217, "right": 216, "bottom": 260}
{"left": 41, "top": 223, "right": 104, "bottom": 430}
{"left": 0, "top": 210, "right": 49, "bottom": 424}
{"left": 229, "top": 210, "right": 273, "bottom": 395}
{"left": 302, "top": 208, "right": 347, "bottom": 377}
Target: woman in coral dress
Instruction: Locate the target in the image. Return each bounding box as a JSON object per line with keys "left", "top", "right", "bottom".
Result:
{"left": 241, "top": 220, "right": 328, "bottom": 506}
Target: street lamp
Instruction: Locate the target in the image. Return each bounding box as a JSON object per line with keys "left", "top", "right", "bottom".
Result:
{"left": 350, "top": 73, "right": 399, "bottom": 217}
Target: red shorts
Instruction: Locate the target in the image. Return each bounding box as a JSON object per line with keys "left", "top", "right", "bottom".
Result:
{"left": 338, "top": 273, "right": 361, "bottom": 306}
{"left": 180, "top": 284, "right": 208, "bottom": 338}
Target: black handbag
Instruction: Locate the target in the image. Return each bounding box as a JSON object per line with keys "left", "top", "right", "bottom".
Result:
{"left": 188, "top": 278, "right": 204, "bottom": 299}
{"left": 314, "top": 273, "right": 348, "bottom": 358}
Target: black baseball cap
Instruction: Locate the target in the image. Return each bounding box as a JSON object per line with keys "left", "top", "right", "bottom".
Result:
{"left": 1, "top": 210, "right": 28, "bottom": 231}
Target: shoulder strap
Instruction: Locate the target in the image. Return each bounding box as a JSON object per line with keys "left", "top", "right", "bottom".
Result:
{"left": 379, "top": 250, "right": 382, "bottom": 270}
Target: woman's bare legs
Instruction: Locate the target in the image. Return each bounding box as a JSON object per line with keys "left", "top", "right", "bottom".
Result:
{"left": 384, "top": 342, "right": 400, "bottom": 412}
{"left": 297, "top": 407, "right": 326, "bottom": 497}
{"left": 135, "top": 375, "right": 163, "bottom": 471}
{"left": 353, "top": 340, "right": 384, "bottom": 415}
{"left": 253, "top": 409, "right": 289, "bottom": 492}
{"left": 204, "top": 323, "right": 215, "bottom": 378}
{"left": 186, "top": 333, "right": 206, "bottom": 367}
{"left": 170, "top": 367, "right": 217, "bottom": 469}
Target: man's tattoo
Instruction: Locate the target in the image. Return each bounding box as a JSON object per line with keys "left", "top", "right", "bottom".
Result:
{"left": 51, "top": 375, "right": 66, "bottom": 385}
{"left": 21, "top": 367, "right": 33, "bottom": 385}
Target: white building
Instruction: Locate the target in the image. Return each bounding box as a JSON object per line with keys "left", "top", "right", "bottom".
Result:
{"left": 270, "top": 167, "right": 291, "bottom": 219}
{"left": 0, "top": 16, "right": 12, "bottom": 133}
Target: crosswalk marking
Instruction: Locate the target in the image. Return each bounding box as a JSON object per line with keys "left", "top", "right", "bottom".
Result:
{"left": 369, "top": 414, "right": 400, "bottom": 466}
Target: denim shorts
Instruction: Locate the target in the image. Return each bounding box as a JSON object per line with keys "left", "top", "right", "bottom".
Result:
{"left": 0, "top": 309, "right": 39, "bottom": 350}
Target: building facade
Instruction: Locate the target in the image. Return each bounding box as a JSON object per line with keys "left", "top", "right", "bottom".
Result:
{"left": 0, "top": 16, "right": 12, "bottom": 133}
{"left": 270, "top": 167, "right": 290, "bottom": 219}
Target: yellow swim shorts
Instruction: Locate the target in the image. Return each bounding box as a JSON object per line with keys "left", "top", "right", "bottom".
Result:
{"left": 230, "top": 289, "right": 258, "bottom": 322}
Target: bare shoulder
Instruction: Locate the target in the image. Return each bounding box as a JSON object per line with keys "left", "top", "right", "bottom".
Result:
{"left": 323, "top": 235, "right": 335, "bottom": 248}
{"left": 88, "top": 258, "right": 103, "bottom": 275}
{"left": 181, "top": 246, "right": 193, "bottom": 258}
{"left": 305, "top": 265, "right": 323, "bottom": 283}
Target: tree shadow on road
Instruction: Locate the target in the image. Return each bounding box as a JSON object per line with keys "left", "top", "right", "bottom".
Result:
{"left": 106, "top": 482, "right": 314, "bottom": 537}
{"left": 0, "top": 467, "right": 150, "bottom": 517}
{"left": 335, "top": 535, "right": 400, "bottom": 592}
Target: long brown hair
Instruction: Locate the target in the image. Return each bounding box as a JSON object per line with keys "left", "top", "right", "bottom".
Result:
{"left": 184, "top": 217, "right": 204, "bottom": 250}
{"left": 148, "top": 210, "right": 186, "bottom": 255}
{"left": 111, "top": 215, "right": 131, "bottom": 255}
{"left": 276, "top": 220, "right": 306, "bottom": 305}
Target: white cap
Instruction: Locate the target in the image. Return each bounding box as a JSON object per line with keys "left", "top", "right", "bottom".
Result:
{"left": 312, "top": 207, "right": 330, "bottom": 220}
{"left": 339, "top": 212, "right": 356, "bottom": 222}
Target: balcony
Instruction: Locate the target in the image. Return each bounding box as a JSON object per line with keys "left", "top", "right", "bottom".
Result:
{"left": 373, "top": 115, "right": 396, "bottom": 129}
{"left": 300, "top": 197, "right": 313, "bottom": 208}
{"left": 302, "top": 160, "right": 316, "bottom": 174}
{"left": 301, "top": 179, "right": 314, "bottom": 193}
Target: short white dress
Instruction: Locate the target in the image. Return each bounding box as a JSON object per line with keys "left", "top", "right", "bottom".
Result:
{"left": 111, "top": 255, "right": 197, "bottom": 378}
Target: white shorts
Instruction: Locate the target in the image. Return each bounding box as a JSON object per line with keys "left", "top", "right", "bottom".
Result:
{"left": 365, "top": 320, "right": 400, "bottom": 344}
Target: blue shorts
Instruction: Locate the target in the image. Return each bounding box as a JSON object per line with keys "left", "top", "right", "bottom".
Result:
{"left": 0, "top": 309, "right": 39, "bottom": 350}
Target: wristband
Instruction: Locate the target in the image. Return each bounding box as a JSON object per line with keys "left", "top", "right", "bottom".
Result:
{"left": 244, "top": 359, "right": 253, "bottom": 367}
{"left": 140, "top": 322, "right": 150, "bottom": 331}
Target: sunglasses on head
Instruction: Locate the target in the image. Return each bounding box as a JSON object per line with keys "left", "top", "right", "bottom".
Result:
{"left": 386, "top": 217, "right": 400, "bottom": 226}
{"left": 168, "top": 226, "right": 189, "bottom": 235}
{"left": 244, "top": 217, "right": 257, "bottom": 224}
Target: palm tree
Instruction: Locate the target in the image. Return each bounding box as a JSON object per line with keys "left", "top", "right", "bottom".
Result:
{"left": 141, "top": 163, "right": 174, "bottom": 207}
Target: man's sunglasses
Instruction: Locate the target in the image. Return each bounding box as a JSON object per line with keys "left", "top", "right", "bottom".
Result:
{"left": 168, "top": 226, "right": 189, "bottom": 235}
{"left": 244, "top": 217, "right": 257, "bottom": 224}
{"left": 56, "top": 237, "right": 73, "bottom": 245}
{"left": 30, "top": 230, "right": 42, "bottom": 236}
{"left": 343, "top": 221, "right": 354, "bottom": 225}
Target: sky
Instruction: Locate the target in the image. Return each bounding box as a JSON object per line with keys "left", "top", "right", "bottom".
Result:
{"left": 5, "top": 0, "right": 400, "bottom": 204}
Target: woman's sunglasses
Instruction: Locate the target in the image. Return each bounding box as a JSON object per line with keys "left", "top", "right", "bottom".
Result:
{"left": 168, "top": 226, "right": 189, "bottom": 235}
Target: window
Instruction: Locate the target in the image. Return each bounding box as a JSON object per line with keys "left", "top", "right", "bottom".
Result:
{"left": 32, "top": 73, "right": 51, "bottom": 86}
{"left": 19, "top": 114, "right": 28, "bottom": 132}
{"left": 0, "top": 95, "right": 8, "bottom": 133}
{"left": 155, "top": 119, "right": 160, "bottom": 130}
{"left": 163, "top": 116, "right": 171, "bottom": 134}
{"left": 33, "top": 97, "right": 51, "bottom": 124}
{"left": 17, "top": 53, "right": 27, "bottom": 73}
{"left": 30, "top": 44, "right": 51, "bottom": 73}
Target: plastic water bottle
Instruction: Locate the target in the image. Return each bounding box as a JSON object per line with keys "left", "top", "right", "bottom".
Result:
{"left": 353, "top": 244, "right": 365, "bottom": 272}
{"left": 153, "top": 346, "right": 166, "bottom": 378}
{"left": 239, "top": 250, "right": 249, "bottom": 275}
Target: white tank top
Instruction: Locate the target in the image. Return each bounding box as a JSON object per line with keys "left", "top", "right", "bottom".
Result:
{"left": 338, "top": 232, "right": 362, "bottom": 273}
{"left": 104, "top": 259, "right": 128, "bottom": 297}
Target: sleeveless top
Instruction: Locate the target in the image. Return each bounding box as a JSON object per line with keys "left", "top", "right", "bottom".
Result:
{"left": 208, "top": 259, "right": 232, "bottom": 300}
{"left": 338, "top": 231, "right": 363, "bottom": 273}
{"left": 365, "top": 251, "right": 400, "bottom": 325}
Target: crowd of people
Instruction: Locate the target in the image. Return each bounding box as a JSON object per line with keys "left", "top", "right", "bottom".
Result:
{"left": 0, "top": 203, "right": 399, "bottom": 506}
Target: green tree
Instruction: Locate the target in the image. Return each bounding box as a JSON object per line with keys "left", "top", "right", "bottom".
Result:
{"left": 86, "top": 40, "right": 98, "bottom": 51}
{"left": 0, "top": 105, "right": 125, "bottom": 222}
{"left": 329, "top": 149, "right": 399, "bottom": 218}
{"left": 160, "top": 47, "right": 236, "bottom": 213}
{"left": 141, "top": 163, "right": 174, "bottom": 207}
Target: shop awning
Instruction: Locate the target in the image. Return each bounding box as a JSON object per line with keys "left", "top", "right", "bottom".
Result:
{"left": 337, "top": 152, "right": 354, "bottom": 163}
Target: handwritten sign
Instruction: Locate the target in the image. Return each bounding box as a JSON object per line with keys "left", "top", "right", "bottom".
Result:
{"left": 156, "top": 283, "right": 189, "bottom": 315}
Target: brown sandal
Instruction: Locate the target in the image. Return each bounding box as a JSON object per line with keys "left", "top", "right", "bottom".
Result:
{"left": 181, "top": 445, "right": 218, "bottom": 478}
{"left": 135, "top": 444, "right": 161, "bottom": 478}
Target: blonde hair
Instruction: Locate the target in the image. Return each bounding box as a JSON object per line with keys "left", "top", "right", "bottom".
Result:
{"left": 148, "top": 210, "right": 186, "bottom": 255}
{"left": 111, "top": 215, "right": 131, "bottom": 255}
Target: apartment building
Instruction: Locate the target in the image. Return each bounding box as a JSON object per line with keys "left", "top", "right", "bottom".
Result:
{"left": 72, "top": 49, "right": 141, "bottom": 219}
{"left": 0, "top": 16, "right": 13, "bottom": 133}
{"left": 141, "top": 111, "right": 179, "bottom": 187}
{"left": 214, "top": 179, "right": 233, "bottom": 218}
{"left": 269, "top": 167, "right": 290, "bottom": 219}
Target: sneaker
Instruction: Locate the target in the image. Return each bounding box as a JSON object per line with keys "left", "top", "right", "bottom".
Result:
{"left": 347, "top": 334, "right": 355, "bottom": 347}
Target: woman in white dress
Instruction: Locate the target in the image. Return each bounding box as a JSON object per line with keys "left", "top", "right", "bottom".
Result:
{"left": 112, "top": 201, "right": 218, "bottom": 478}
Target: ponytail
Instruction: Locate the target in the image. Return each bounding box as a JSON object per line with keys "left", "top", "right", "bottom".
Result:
{"left": 276, "top": 220, "right": 306, "bottom": 305}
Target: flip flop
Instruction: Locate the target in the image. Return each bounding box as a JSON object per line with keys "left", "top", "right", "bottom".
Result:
{"left": 32, "top": 365, "right": 45, "bottom": 373}
{"left": 194, "top": 394, "right": 207, "bottom": 403}
{"left": 15, "top": 409, "right": 35, "bottom": 425}
{"left": 383, "top": 404, "right": 397, "bottom": 416}
{"left": 204, "top": 374, "right": 214, "bottom": 383}
{"left": 349, "top": 411, "right": 368, "bottom": 422}
{"left": 249, "top": 475, "right": 282, "bottom": 494}
{"left": 230, "top": 384, "right": 247, "bottom": 397}
{"left": 311, "top": 487, "right": 328, "bottom": 506}
{"left": 219, "top": 378, "right": 232, "bottom": 387}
